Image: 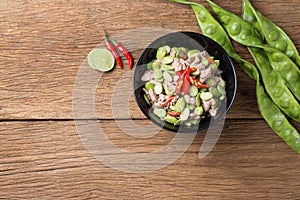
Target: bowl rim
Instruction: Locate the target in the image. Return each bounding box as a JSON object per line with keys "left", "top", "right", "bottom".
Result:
{"left": 132, "top": 31, "right": 237, "bottom": 133}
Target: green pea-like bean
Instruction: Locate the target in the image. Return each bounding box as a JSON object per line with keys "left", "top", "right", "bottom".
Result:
{"left": 248, "top": 47, "right": 300, "bottom": 122}
{"left": 242, "top": 0, "right": 300, "bottom": 67}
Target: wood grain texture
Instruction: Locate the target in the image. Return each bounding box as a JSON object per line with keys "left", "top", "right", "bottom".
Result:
{"left": 2, "top": 0, "right": 300, "bottom": 120}
{"left": 1, "top": 0, "right": 300, "bottom": 199}
{"left": 0, "top": 120, "right": 300, "bottom": 199}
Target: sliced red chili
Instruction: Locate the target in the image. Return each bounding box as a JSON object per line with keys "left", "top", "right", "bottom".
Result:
{"left": 181, "top": 75, "right": 190, "bottom": 94}
{"left": 176, "top": 70, "right": 185, "bottom": 75}
{"left": 205, "top": 56, "right": 215, "bottom": 64}
{"left": 189, "top": 77, "right": 209, "bottom": 88}
{"left": 161, "top": 96, "right": 176, "bottom": 106}
{"left": 167, "top": 111, "right": 182, "bottom": 117}
{"left": 190, "top": 67, "right": 197, "bottom": 72}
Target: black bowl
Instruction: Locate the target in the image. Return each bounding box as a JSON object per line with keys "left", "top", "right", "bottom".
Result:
{"left": 133, "top": 32, "right": 237, "bottom": 133}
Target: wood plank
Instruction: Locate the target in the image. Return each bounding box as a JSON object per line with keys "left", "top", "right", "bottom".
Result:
{"left": 1, "top": 0, "right": 299, "bottom": 119}
{"left": 0, "top": 120, "right": 299, "bottom": 199}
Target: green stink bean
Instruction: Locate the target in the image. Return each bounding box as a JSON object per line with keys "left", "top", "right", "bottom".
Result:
{"left": 241, "top": 0, "right": 264, "bottom": 37}
{"left": 188, "top": 104, "right": 195, "bottom": 110}
{"left": 212, "top": 98, "right": 220, "bottom": 109}
{"left": 145, "top": 82, "right": 155, "bottom": 90}
{"left": 256, "top": 83, "right": 300, "bottom": 153}
{"left": 194, "top": 106, "right": 204, "bottom": 116}
{"left": 206, "top": 0, "right": 263, "bottom": 47}
{"left": 163, "top": 71, "right": 173, "bottom": 82}
{"left": 174, "top": 119, "right": 182, "bottom": 126}
{"left": 194, "top": 0, "right": 300, "bottom": 153}
{"left": 156, "top": 47, "right": 167, "bottom": 59}
{"left": 189, "top": 85, "right": 199, "bottom": 97}
{"left": 205, "top": 77, "right": 217, "bottom": 87}
{"left": 171, "top": 0, "right": 236, "bottom": 55}
{"left": 147, "top": 60, "right": 155, "bottom": 70}
{"left": 200, "top": 92, "right": 213, "bottom": 101}
{"left": 153, "top": 108, "right": 167, "bottom": 118}
{"left": 264, "top": 49, "right": 300, "bottom": 101}
{"left": 210, "top": 86, "right": 221, "bottom": 97}
{"left": 242, "top": 0, "right": 300, "bottom": 67}
{"left": 160, "top": 64, "right": 174, "bottom": 71}
{"left": 217, "top": 85, "right": 226, "bottom": 96}
{"left": 174, "top": 97, "right": 186, "bottom": 112}
{"left": 164, "top": 116, "right": 178, "bottom": 124}
{"left": 171, "top": 0, "right": 258, "bottom": 80}
{"left": 180, "top": 108, "right": 190, "bottom": 121}
{"left": 163, "top": 56, "right": 174, "bottom": 65}
{"left": 152, "top": 61, "right": 160, "bottom": 70}
{"left": 245, "top": 48, "right": 300, "bottom": 153}
{"left": 163, "top": 45, "right": 171, "bottom": 54}
{"left": 207, "top": 0, "right": 300, "bottom": 101}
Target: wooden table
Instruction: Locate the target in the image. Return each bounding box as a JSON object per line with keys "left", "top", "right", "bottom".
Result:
{"left": 1, "top": 0, "right": 300, "bottom": 199}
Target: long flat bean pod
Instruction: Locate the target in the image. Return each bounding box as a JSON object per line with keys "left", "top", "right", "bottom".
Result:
{"left": 206, "top": 0, "right": 300, "bottom": 101}
{"left": 171, "top": 0, "right": 258, "bottom": 80}
{"left": 248, "top": 47, "right": 300, "bottom": 122}
{"left": 242, "top": 0, "right": 300, "bottom": 67}
{"left": 241, "top": 0, "right": 263, "bottom": 38}
{"left": 171, "top": 0, "right": 300, "bottom": 153}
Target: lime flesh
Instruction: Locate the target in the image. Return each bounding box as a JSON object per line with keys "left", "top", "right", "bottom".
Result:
{"left": 87, "top": 48, "right": 115, "bottom": 72}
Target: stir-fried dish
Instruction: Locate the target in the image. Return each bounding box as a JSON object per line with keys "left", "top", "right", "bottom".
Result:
{"left": 142, "top": 46, "right": 226, "bottom": 127}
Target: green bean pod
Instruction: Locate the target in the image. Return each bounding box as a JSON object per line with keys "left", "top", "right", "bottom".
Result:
{"left": 248, "top": 47, "right": 300, "bottom": 122}
{"left": 171, "top": 0, "right": 258, "bottom": 80}
{"left": 171, "top": 0, "right": 234, "bottom": 55}
{"left": 206, "top": 0, "right": 263, "bottom": 46}
{"left": 206, "top": 0, "right": 300, "bottom": 101}
{"left": 243, "top": 49, "right": 300, "bottom": 153}
{"left": 256, "top": 83, "right": 300, "bottom": 154}
{"left": 263, "top": 46, "right": 300, "bottom": 101}
{"left": 242, "top": 0, "right": 300, "bottom": 67}
{"left": 201, "top": 0, "right": 300, "bottom": 153}
{"left": 241, "top": 0, "right": 264, "bottom": 38}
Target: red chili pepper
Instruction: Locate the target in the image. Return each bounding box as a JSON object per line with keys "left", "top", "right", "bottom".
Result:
{"left": 167, "top": 111, "right": 182, "bottom": 117}
{"left": 190, "top": 67, "right": 197, "bottom": 72}
{"left": 161, "top": 96, "right": 176, "bottom": 106}
{"left": 176, "top": 70, "right": 186, "bottom": 75}
{"left": 103, "top": 30, "right": 122, "bottom": 69}
{"left": 109, "top": 38, "right": 133, "bottom": 70}
{"left": 181, "top": 74, "right": 190, "bottom": 94}
{"left": 176, "top": 66, "right": 193, "bottom": 94}
{"left": 205, "top": 56, "right": 215, "bottom": 64}
{"left": 189, "top": 77, "right": 209, "bottom": 88}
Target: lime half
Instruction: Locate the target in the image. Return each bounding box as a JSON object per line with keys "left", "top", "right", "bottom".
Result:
{"left": 87, "top": 48, "right": 115, "bottom": 72}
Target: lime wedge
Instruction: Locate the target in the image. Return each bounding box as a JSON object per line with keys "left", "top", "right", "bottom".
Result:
{"left": 87, "top": 48, "right": 115, "bottom": 72}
